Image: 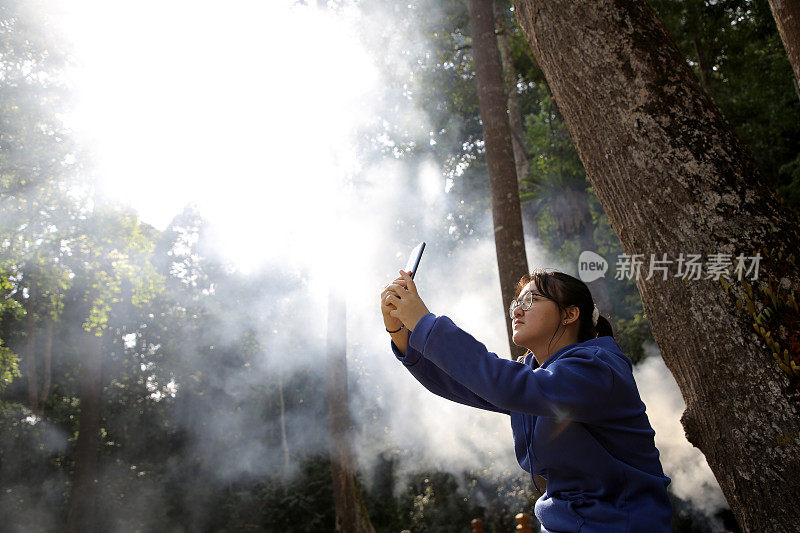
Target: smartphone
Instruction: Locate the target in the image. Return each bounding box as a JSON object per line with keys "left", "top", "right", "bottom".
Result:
{"left": 404, "top": 242, "right": 426, "bottom": 280}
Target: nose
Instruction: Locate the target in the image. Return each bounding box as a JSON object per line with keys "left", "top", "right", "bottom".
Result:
{"left": 512, "top": 303, "right": 525, "bottom": 318}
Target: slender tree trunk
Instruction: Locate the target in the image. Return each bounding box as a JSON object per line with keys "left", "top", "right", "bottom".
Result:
{"left": 520, "top": 202, "right": 541, "bottom": 242}
{"left": 494, "top": 1, "right": 531, "bottom": 190}
{"left": 326, "top": 288, "right": 374, "bottom": 533}
{"left": 25, "top": 278, "right": 38, "bottom": 413}
{"left": 468, "top": 0, "right": 529, "bottom": 359}
{"left": 67, "top": 331, "right": 104, "bottom": 533}
{"left": 277, "top": 358, "right": 290, "bottom": 475}
{"left": 573, "top": 192, "right": 613, "bottom": 316}
{"left": 513, "top": 1, "right": 800, "bottom": 529}
{"left": 39, "top": 315, "right": 53, "bottom": 412}
{"left": 767, "top": 0, "right": 800, "bottom": 87}
{"left": 549, "top": 185, "right": 613, "bottom": 313}
{"left": 692, "top": 36, "right": 715, "bottom": 100}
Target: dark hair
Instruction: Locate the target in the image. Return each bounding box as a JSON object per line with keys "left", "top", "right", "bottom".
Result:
{"left": 514, "top": 268, "right": 614, "bottom": 352}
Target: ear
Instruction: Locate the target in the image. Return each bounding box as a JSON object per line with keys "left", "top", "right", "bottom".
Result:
{"left": 562, "top": 305, "right": 581, "bottom": 325}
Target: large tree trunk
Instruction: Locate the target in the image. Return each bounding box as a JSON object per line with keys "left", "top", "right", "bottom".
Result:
{"left": 512, "top": 1, "right": 800, "bottom": 530}
{"left": 67, "top": 331, "right": 104, "bottom": 533}
{"left": 468, "top": 0, "right": 529, "bottom": 359}
{"left": 326, "top": 288, "right": 374, "bottom": 533}
{"left": 767, "top": 0, "right": 800, "bottom": 87}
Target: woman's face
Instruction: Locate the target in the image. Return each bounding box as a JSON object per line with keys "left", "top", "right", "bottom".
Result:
{"left": 511, "top": 281, "right": 564, "bottom": 349}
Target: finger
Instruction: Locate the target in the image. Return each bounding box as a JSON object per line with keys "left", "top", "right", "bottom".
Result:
{"left": 386, "top": 294, "right": 402, "bottom": 308}
{"left": 386, "top": 283, "right": 408, "bottom": 296}
{"left": 382, "top": 283, "right": 406, "bottom": 298}
{"left": 381, "top": 294, "right": 396, "bottom": 309}
{"left": 381, "top": 287, "right": 397, "bottom": 298}
{"left": 399, "top": 269, "right": 418, "bottom": 295}
{"left": 383, "top": 279, "right": 407, "bottom": 292}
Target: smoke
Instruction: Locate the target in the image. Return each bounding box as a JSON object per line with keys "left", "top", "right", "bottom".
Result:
{"left": 0, "top": 409, "right": 69, "bottom": 532}
{"left": 634, "top": 341, "right": 730, "bottom": 530}
{"left": 347, "top": 207, "right": 550, "bottom": 493}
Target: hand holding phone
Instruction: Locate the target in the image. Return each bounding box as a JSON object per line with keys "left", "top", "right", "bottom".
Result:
{"left": 381, "top": 242, "right": 430, "bottom": 333}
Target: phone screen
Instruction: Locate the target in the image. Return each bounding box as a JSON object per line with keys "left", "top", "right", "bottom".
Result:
{"left": 404, "top": 242, "right": 426, "bottom": 279}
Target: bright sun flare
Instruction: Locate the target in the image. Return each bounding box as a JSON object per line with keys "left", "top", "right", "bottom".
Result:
{"left": 54, "top": 0, "right": 379, "bottom": 275}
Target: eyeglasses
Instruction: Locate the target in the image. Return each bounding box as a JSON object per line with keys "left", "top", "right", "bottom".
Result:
{"left": 508, "top": 291, "right": 547, "bottom": 319}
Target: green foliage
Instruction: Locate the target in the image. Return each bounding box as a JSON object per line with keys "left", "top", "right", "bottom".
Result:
{"left": 0, "top": 342, "right": 20, "bottom": 394}
{"left": 522, "top": 83, "right": 584, "bottom": 189}
{"left": 0, "top": 272, "right": 22, "bottom": 393}
{"left": 391, "top": 466, "right": 537, "bottom": 533}
{"left": 398, "top": 471, "right": 473, "bottom": 532}
{"left": 65, "top": 207, "right": 166, "bottom": 335}
{"left": 256, "top": 456, "right": 336, "bottom": 532}
{"left": 612, "top": 305, "right": 653, "bottom": 365}
{"left": 777, "top": 154, "right": 800, "bottom": 217}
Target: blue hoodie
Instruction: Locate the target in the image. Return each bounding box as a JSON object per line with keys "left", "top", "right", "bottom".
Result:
{"left": 391, "top": 312, "right": 672, "bottom": 533}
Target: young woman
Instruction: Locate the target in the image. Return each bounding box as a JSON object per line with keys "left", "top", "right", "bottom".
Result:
{"left": 380, "top": 268, "right": 672, "bottom": 532}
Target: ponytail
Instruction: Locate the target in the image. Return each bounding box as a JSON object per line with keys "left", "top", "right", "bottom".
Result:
{"left": 594, "top": 314, "right": 614, "bottom": 339}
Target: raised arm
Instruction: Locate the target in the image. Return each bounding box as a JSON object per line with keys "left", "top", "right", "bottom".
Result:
{"left": 382, "top": 271, "right": 507, "bottom": 413}
{"left": 408, "top": 313, "right": 620, "bottom": 423}
{"left": 391, "top": 339, "right": 510, "bottom": 415}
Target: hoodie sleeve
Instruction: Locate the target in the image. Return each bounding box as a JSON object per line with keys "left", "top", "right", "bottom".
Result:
{"left": 391, "top": 338, "right": 510, "bottom": 415}
{"left": 408, "top": 313, "right": 617, "bottom": 423}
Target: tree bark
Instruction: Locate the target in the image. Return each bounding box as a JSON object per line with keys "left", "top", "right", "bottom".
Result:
{"left": 468, "top": 0, "right": 530, "bottom": 359}
{"left": 767, "top": 0, "right": 800, "bottom": 87}
{"left": 67, "top": 331, "right": 104, "bottom": 533}
{"left": 512, "top": 1, "right": 800, "bottom": 530}
{"left": 326, "top": 287, "right": 375, "bottom": 533}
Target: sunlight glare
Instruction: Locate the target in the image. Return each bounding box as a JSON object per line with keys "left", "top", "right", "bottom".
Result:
{"left": 56, "top": 0, "right": 379, "bottom": 275}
